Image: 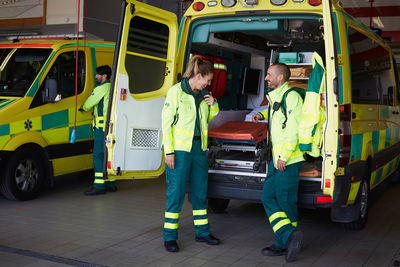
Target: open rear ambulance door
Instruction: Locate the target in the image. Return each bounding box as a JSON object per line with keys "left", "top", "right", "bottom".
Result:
{"left": 321, "top": 0, "right": 339, "bottom": 196}
{"left": 106, "top": 0, "right": 178, "bottom": 179}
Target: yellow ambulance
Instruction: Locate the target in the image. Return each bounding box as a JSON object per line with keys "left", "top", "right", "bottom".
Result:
{"left": 106, "top": 0, "right": 400, "bottom": 229}
{"left": 0, "top": 38, "right": 114, "bottom": 200}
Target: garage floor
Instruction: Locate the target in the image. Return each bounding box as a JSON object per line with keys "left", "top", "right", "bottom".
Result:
{"left": 0, "top": 174, "right": 399, "bottom": 267}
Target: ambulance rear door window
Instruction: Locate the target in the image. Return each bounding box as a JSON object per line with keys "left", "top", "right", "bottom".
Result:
{"left": 125, "top": 16, "right": 169, "bottom": 94}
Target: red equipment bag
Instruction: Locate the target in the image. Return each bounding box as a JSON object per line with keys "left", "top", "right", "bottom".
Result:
{"left": 197, "top": 54, "right": 227, "bottom": 98}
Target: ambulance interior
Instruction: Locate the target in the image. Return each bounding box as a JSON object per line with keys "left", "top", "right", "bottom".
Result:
{"left": 187, "top": 16, "right": 325, "bottom": 183}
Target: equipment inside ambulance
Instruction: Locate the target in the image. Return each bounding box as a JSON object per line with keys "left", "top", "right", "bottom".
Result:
{"left": 106, "top": 0, "right": 400, "bottom": 230}
{"left": 0, "top": 39, "right": 115, "bottom": 200}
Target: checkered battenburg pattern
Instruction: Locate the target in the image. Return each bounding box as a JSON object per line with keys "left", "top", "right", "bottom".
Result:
{"left": 131, "top": 128, "right": 159, "bottom": 149}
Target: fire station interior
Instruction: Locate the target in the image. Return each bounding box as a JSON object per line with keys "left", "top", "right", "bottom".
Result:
{"left": 189, "top": 17, "right": 324, "bottom": 181}
{"left": 2, "top": 1, "right": 400, "bottom": 266}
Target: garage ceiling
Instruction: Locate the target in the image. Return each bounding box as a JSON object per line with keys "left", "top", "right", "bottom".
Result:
{"left": 343, "top": 0, "right": 400, "bottom": 55}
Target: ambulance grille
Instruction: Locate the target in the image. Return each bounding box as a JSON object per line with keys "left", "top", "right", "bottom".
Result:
{"left": 130, "top": 128, "right": 160, "bottom": 149}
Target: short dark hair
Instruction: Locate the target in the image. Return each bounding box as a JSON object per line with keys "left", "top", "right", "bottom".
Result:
{"left": 271, "top": 63, "right": 291, "bottom": 82}
{"left": 96, "top": 65, "right": 112, "bottom": 80}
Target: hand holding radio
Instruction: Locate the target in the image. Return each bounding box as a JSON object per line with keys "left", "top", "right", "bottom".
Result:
{"left": 203, "top": 91, "right": 215, "bottom": 106}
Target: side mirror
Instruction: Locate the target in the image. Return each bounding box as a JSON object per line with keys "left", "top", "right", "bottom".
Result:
{"left": 42, "top": 79, "right": 61, "bottom": 103}
{"left": 388, "top": 86, "right": 394, "bottom": 106}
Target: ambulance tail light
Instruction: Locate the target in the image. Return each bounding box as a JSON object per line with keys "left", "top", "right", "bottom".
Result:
{"left": 107, "top": 161, "right": 112, "bottom": 169}
{"left": 120, "top": 88, "right": 127, "bottom": 100}
{"left": 308, "top": 0, "right": 322, "bottom": 6}
{"left": 339, "top": 104, "right": 352, "bottom": 167}
{"left": 192, "top": 2, "right": 205, "bottom": 11}
{"left": 316, "top": 196, "right": 332, "bottom": 203}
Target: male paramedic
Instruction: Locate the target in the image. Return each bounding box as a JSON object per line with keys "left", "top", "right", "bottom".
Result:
{"left": 252, "top": 63, "right": 304, "bottom": 262}
{"left": 83, "top": 65, "right": 117, "bottom": 196}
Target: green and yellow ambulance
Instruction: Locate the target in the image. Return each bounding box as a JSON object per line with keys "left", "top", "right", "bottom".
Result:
{"left": 106, "top": 0, "right": 400, "bottom": 229}
{"left": 0, "top": 39, "right": 114, "bottom": 200}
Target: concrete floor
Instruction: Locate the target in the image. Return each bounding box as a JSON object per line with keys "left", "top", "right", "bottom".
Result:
{"left": 0, "top": 174, "right": 399, "bottom": 267}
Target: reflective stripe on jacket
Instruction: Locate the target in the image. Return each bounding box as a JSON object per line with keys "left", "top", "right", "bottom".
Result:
{"left": 162, "top": 82, "right": 219, "bottom": 155}
{"left": 83, "top": 81, "right": 110, "bottom": 129}
{"left": 299, "top": 52, "right": 326, "bottom": 157}
{"left": 259, "top": 82, "right": 304, "bottom": 168}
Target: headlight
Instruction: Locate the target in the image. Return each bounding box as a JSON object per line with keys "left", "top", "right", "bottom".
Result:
{"left": 270, "top": 0, "right": 287, "bottom": 5}
{"left": 221, "top": 0, "right": 237, "bottom": 7}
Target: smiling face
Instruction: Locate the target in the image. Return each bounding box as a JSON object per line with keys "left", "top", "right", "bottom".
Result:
{"left": 95, "top": 73, "right": 107, "bottom": 85}
{"left": 193, "top": 72, "right": 213, "bottom": 91}
{"left": 265, "top": 65, "right": 284, "bottom": 90}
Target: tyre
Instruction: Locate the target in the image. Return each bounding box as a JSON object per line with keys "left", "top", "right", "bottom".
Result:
{"left": 0, "top": 147, "right": 46, "bottom": 200}
{"left": 208, "top": 198, "right": 230, "bottom": 213}
{"left": 342, "top": 177, "right": 370, "bottom": 230}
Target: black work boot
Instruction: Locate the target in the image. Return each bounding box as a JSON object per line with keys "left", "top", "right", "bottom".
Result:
{"left": 195, "top": 234, "right": 220, "bottom": 245}
{"left": 285, "top": 229, "right": 303, "bottom": 262}
{"left": 261, "top": 244, "right": 286, "bottom": 256}
{"left": 164, "top": 240, "right": 179, "bottom": 252}
{"left": 84, "top": 187, "right": 106, "bottom": 196}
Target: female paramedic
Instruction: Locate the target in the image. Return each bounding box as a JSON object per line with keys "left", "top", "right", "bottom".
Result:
{"left": 161, "top": 55, "right": 220, "bottom": 253}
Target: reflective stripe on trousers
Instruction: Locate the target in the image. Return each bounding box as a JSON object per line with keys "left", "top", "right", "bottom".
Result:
{"left": 163, "top": 140, "right": 210, "bottom": 241}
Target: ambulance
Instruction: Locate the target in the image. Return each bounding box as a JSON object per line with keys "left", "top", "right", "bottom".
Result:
{"left": 106, "top": 0, "right": 400, "bottom": 229}
{"left": 0, "top": 38, "right": 115, "bottom": 200}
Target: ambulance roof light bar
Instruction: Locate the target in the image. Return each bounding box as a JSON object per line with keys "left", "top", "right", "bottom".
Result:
{"left": 6, "top": 33, "right": 84, "bottom": 41}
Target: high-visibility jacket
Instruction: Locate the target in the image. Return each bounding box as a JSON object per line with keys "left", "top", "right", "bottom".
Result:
{"left": 162, "top": 82, "right": 219, "bottom": 155}
{"left": 298, "top": 52, "right": 326, "bottom": 157}
{"left": 258, "top": 82, "right": 304, "bottom": 168}
{"left": 83, "top": 81, "right": 110, "bottom": 130}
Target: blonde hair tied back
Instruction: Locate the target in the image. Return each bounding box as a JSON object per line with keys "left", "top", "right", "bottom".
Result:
{"left": 183, "top": 55, "right": 214, "bottom": 79}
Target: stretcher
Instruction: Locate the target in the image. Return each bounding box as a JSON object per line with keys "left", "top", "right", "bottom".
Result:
{"left": 208, "top": 121, "right": 269, "bottom": 173}
{"left": 208, "top": 121, "right": 268, "bottom": 145}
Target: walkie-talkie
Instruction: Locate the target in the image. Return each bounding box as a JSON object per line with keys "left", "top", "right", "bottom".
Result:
{"left": 200, "top": 89, "right": 210, "bottom": 99}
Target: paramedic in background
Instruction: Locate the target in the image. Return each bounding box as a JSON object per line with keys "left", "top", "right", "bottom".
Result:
{"left": 252, "top": 63, "right": 304, "bottom": 262}
{"left": 82, "top": 65, "right": 117, "bottom": 196}
{"left": 161, "top": 55, "right": 220, "bottom": 253}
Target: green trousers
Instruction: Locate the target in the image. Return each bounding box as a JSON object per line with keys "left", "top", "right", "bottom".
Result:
{"left": 163, "top": 140, "right": 210, "bottom": 241}
{"left": 93, "top": 127, "right": 116, "bottom": 190}
{"left": 262, "top": 161, "right": 302, "bottom": 249}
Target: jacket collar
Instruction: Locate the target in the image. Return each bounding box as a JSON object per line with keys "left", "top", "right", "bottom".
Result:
{"left": 266, "top": 82, "right": 290, "bottom": 102}
{"left": 181, "top": 78, "right": 197, "bottom": 97}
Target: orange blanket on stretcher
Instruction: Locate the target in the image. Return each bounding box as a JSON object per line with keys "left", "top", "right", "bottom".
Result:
{"left": 208, "top": 121, "right": 268, "bottom": 145}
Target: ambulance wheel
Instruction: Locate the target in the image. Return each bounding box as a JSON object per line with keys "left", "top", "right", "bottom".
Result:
{"left": 342, "top": 177, "right": 370, "bottom": 230}
{"left": 0, "top": 147, "right": 46, "bottom": 201}
{"left": 208, "top": 198, "right": 230, "bottom": 213}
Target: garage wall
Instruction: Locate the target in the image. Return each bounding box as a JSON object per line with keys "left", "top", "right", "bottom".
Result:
{"left": 85, "top": 0, "right": 180, "bottom": 42}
